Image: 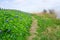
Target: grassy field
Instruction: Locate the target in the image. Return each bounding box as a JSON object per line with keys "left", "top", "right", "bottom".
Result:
{"left": 0, "top": 9, "right": 60, "bottom": 40}
{"left": 32, "top": 13, "right": 60, "bottom": 40}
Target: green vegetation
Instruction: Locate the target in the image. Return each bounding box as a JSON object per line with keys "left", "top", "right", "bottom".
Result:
{"left": 0, "top": 9, "right": 60, "bottom": 40}
{"left": 0, "top": 9, "right": 32, "bottom": 40}
{"left": 32, "top": 14, "right": 60, "bottom": 40}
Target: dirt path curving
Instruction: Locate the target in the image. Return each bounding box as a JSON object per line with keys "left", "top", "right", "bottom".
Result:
{"left": 28, "top": 16, "right": 38, "bottom": 40}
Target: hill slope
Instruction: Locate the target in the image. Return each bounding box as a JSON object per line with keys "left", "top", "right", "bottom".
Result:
{"left": 0, "top": 9, "right": 32, "bottom": 40}
{"left": 0, "top": 9, "right": 60, "bottom": 40}
{"left": 32, "top": 13, "right": 60, "bottom": 40}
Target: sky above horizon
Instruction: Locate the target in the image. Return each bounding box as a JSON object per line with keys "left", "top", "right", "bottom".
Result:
{"left": 0, "top": 0, "right": 60, "bottom": 12}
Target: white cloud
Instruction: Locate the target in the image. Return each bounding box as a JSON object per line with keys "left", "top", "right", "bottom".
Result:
{"left": 14, "top": 0, "right": 25, "bottom": 3}
{"left": 0, "top": 0, "right": 60, "bottom": 12}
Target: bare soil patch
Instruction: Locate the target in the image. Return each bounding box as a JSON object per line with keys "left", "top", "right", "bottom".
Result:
{"left": 28, "top": 16, "right": 38, "bottom": 40}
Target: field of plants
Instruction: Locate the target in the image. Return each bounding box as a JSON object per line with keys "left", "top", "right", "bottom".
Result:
{"left": 0, "top": 9, "right": 32, "bottom": 40}
{"left": 0, "top": 9, "right": 60, "bottom": 40}
{"left": 32, "top": 14, "right": 60, "bottom": 40}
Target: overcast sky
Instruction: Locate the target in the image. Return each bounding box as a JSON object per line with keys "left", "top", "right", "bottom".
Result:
{"left": 0, "top": 0, "right": 60, "bottom": 12}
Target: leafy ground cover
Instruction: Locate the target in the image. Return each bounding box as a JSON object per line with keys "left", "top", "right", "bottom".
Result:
{"left": 0, "top": 9, "right": 32, "bottom": 40}
{"left": 0, "top": 9, "right": 60, "bottom": 40}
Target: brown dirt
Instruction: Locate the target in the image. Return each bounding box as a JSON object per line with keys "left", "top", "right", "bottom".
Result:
{"left": 28, "top": 16, "right": 38, "bottom": 40}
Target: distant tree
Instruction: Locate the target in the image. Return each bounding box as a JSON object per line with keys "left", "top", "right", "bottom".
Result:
{"left": 43, "top": 9, "right": 47, "bottom": 13}
{"left": 0, "top": 8, "right": 1, "bottom": 10}
{"left": 49, "top": 9, "right": 57, "bottom": 18}
{"left": 0, "top": 8, "right": 4, "bottom": 10}
{"left": 49, "top": 9, "right": 55, "bottom": 14}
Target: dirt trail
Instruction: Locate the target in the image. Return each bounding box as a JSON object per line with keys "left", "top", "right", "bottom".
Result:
{"left": 28, "top": 16, "right": 38, "bottom": 40}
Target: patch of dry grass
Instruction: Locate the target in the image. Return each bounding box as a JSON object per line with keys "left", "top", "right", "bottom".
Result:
{"left": 32, "top": 13, "right": 60, "bottom": 40}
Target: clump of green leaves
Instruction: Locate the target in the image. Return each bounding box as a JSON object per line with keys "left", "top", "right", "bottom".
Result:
{"left": 0, "top": 9, "right": 32, "bottom": 40}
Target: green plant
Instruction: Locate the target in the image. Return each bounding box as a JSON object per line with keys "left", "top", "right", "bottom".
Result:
{"left": 0, "top": 9, "right": 32, "bottom": 40}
